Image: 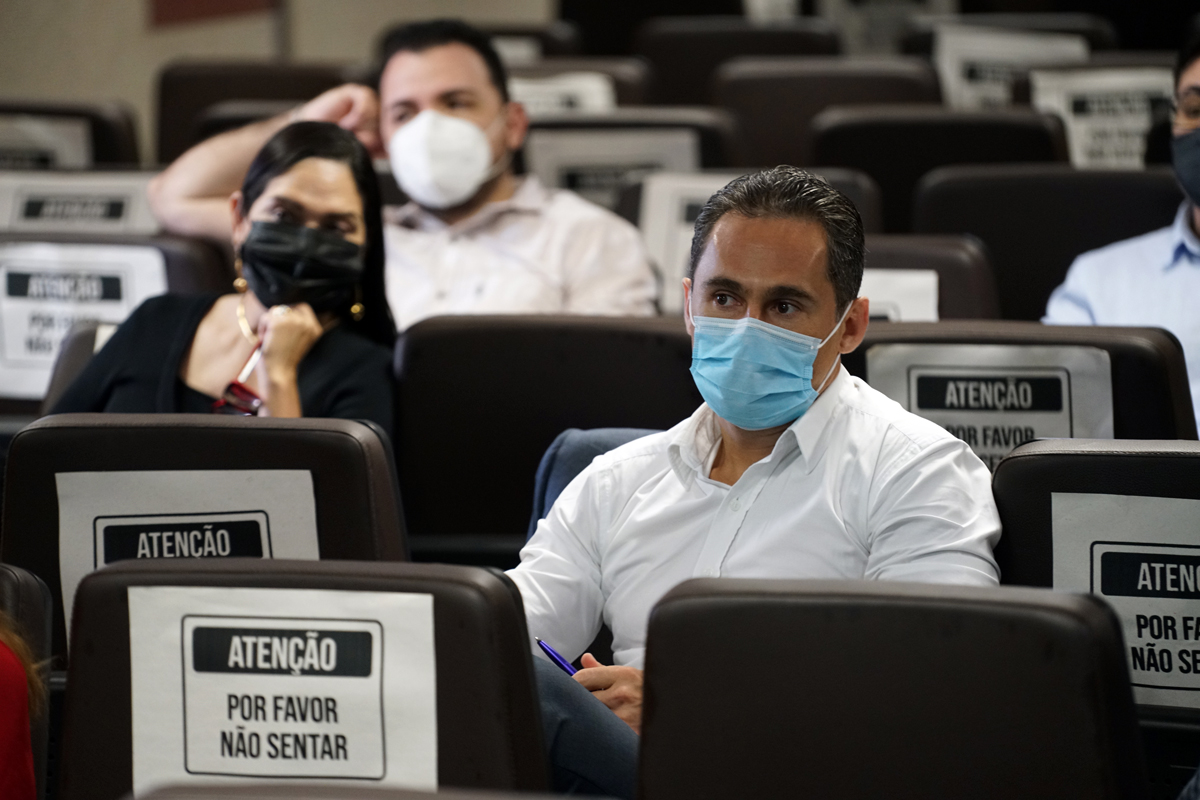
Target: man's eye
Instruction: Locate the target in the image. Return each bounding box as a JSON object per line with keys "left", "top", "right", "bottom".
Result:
{"left": 714, "top": 293, "right": 732, "bottom": 305}
{"left": 273, "top": 209, "right": 299, "bottom": 224}
{"left": 777, "top": 302, "right": 795, "bottom": 314}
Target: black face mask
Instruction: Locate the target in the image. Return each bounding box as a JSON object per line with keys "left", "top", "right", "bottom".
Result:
{"left": 1173, "top": 127, "right": 1200, "bottom": 207}
{"left": 239, "top": 221, "right": 365, "bottom": 312}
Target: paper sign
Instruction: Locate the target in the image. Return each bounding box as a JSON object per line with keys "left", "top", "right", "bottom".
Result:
{"left": 0, "top": 115, "right": 91, "bottom": 169}
{"left": 1032, "top": 68, "right": 1175, "bottom": 168}
{"left": 866, "top": 343, "right": 1113, "bottom": 470}
{"left": 509, "top": 73, "right": 617, "bottom": 117}
{"left": 935, "top": 24, "right": 1089, "bottom": 109}
{"left": 1053, "top": 493, "right": 1200, "bottom": 709}
{"left": 859, "top": 269, "right": 939, "bottom": 321}
{"left": 0, "top": 242, "right": 167, "bottom": 398}
{"left": 129, "top": 586, "right": 437, "bottom": 793}
{"left": 0, "top": 171, "right": 160, "bottom": 233}
{"left": 56, "top": 470, "right": 319, "bottom": 635}
{"left": 525, "top": 128, "right": 700, "bottom": 209}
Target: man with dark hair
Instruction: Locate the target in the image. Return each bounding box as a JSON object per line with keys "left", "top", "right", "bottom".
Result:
{"left": 508, "top": 167, "right": 1000, "bottom": 798}
{"left": 148, "top": 19, "right": 656, "bottom": 330}
{"left": 1044, "top": 33, "right": 1200, "bottom": 425}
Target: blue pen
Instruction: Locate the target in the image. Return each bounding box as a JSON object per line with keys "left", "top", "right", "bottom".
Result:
{"left": 536, "top": 637, "right": 577, "bottom": 676}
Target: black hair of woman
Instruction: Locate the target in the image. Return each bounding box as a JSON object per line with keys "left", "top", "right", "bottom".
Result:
{"left": 241, "top": 120, "right": 397, "bottom": 347}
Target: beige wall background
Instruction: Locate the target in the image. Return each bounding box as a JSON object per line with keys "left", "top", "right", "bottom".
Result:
{"left": 0, "top": 0, "right": 553, "bottom": 165}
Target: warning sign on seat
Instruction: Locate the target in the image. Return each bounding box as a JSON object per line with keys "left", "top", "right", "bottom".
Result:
{"left": 866, "top": 343, "right": 1113, "bottom": 470}
{"left": 129, "top": 586, "right": 437, "bottom": 793}
{"left": 1054, "top": 493, "right": 1200, "bottom": 709}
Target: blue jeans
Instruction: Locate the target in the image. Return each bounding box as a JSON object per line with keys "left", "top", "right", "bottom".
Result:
{"left": 533, "top": 657, "right": 639, "bottom": 798}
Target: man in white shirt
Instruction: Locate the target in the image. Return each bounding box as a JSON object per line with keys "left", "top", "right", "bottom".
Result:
{"left": 148, "top": 19, "right": 657, "bottom": 330}
{"left": 1044, "top": 36, "right": 1200, "bottom": 425}
{"left": 508, "top": 166, "right": 1000, "bottom": 798}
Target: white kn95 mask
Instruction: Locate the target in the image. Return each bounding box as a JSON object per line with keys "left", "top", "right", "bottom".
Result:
{"left": 388, "top": 109, "right": 504, "bottom": 210}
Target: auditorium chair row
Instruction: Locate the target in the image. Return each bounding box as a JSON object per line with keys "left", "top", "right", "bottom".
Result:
{"left": 2, "top": 424, "right": 1199, "bottom": 799}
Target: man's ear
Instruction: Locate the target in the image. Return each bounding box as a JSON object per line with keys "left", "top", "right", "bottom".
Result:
{"left": 683, "top": 278, "right": 694, "bottom": 336}
{"left": 504, "top": 101, "right": 530, "bottom": 151}
{"left": 837, "top": 297, "right": 870, "bottom": 355}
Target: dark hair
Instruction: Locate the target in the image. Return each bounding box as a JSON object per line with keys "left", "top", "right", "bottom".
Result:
{"left": 378, "top": 19, "right": 509, "bottom": 102}
{"left": 241, "top": 121, "right": 396, "bottom": 347}
{"left": 1178, "top": 30, "right": 1200, "bottom": 87}
{"left": 689, "top": 166, "right": 865, "bottom": 313}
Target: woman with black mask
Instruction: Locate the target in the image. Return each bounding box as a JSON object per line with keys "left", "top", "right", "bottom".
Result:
{"left": 51, "top": 121, "right": 397, "bottom": 437}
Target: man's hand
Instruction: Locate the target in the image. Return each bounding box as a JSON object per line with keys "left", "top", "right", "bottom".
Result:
{"left": 296, "top": 84, "right": 384, "bottom": 157}
{"left": 573, "top": 653, "right": 644, "bottom": 734}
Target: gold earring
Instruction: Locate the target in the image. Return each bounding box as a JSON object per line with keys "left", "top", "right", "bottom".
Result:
{"left": 350, "top": 286, "right": 365, "bottom": 321}
{"left": 233, "top": 258, "right": 248, "bottom": 293}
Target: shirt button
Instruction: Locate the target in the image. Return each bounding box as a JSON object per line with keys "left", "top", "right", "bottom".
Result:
{"left": 705, "top": 568, "right": 719, "bottom": 577}
{"left": 730, "top": 498, "right": 741, "bottom": 511}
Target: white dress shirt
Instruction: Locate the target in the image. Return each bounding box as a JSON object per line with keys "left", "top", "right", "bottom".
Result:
{"left": 383, "top": 176, "right": 658, "bottom": 330}
{"left": 508, "top": 367, "right": 1001, "bottom": 669}
{"left": 1044, "top": 202, "right": 1200, "bottom": 425}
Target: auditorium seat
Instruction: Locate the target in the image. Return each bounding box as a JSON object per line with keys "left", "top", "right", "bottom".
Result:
{"left": 640, "top": 578, "right": 1146, "bottom": 800}
{"left": 38, "top": 321, "right": 114, "bottom": 415}
{"left": 992, "top": 439, "right": 1200, "bottom": 796}
{"left": 863, "top": 234, "right": 1000, "bottom": 320}
{"left": 842, "top": 322, "right": 1196, "bottom": 470}
{"left": 633, "top": 16, "right": 840, "bottom": 105}
{"left": 393, "top": 315, "right": 700, "bottom": 567}
{"left": 157, "top": 62, "right": 350, "bottom": 162}
{"left": 912, "top": 164, "right": 1183, "bottom": 321}
{"left": 523, "top": 107, "right": 739, "bottom": 209}
{"left": 811, "top": 105, "right": 1068, "bottom": 232}
{"left": 0, "top": 564, "right": 51, "bottom": 800}
{"left": 713, "top": 56, "right": 940, "bottom": 167}
{"left": 0, "top": 101, "right": 139, "bottom": 167}
{"left": 899, "top": 12, "right": 1120, "bottom": 56}
{"left": 58, "top": 559, "right": 546, "bottom": 799}
{"left": 1, "top": 414, "right": 406, "bottom": 660}
{"left": 508, "top": 56, "right": 654, "bottom": 106}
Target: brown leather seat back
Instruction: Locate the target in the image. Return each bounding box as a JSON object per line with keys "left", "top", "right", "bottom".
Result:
{"left": 640, "top": 578, "right": 1147, "bottom": 800}
{"left": 715, "top": 55, "right": 940, "bottom": 167}
{"left": 863, "top": 234, "right": 1000, "bottom": 319}
{"left": 913, "top": 164, "right": 1183, "bottom": 321}
{"left": 1, "top": 414, "right": 407, "bottom": 660}
{"left": 60, "top": 560, "right": 546, "bottom": 799}
{"left": 633, "top": 16, "right": 840, "bottom": 105}
{"left": 0, "top": 101, "right": 139, "bottom": 166}
{"left": 811, "top": 105, "right": 1068, "bottom": 232}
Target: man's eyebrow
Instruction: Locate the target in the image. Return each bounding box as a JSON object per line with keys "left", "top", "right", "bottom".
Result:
{"left": 763, "top": 284, "right": 815, "bottom": 303}
{"left": 702, "top": 276, "right": 745, "bottom": 293}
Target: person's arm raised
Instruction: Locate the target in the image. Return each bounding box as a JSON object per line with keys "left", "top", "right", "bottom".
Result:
{"left": 147, "top": 84, "right": 383, "bottom": 242}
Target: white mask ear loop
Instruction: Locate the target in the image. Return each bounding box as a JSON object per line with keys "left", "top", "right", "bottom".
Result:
{"left": 813, "top": 299, "right": 856, "bottom": 393}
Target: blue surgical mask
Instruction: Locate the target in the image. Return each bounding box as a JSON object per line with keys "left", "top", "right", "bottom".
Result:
{"left": 1172, "top": 127, "right": 1200, "bottom": 207}
{"left": 689, "top": 303, "right": 853, "bottom": 430}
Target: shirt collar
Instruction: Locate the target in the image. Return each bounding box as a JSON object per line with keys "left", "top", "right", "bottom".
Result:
{"left": 667, "top": 365, "right": 851, "bottom": 487}
{"left": 1164, "top": 201, "right": 1200, "bottom": 271}
{"left": 383, "top": 174, "right": 548, "bottom": 235}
